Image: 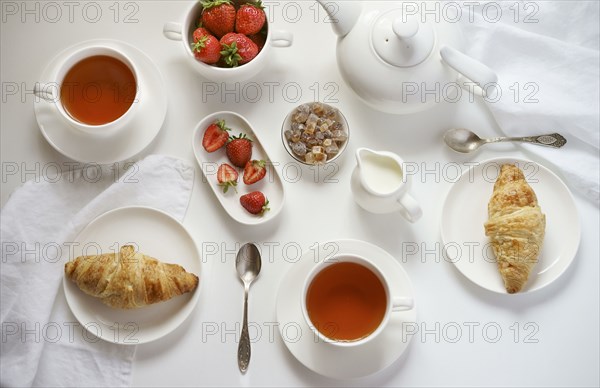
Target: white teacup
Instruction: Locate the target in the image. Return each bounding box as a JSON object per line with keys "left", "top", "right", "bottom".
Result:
{"left": 163, "top": 2, "right": 293, "bottom": 82}
{"left": 300, "top": 254, "right": 414, "bottom": 347}
{"left": 34, "top": 45, "right": 140, "bottom": 136}
{"left": 351, "top": 148, "right": 423, "bottom": 222}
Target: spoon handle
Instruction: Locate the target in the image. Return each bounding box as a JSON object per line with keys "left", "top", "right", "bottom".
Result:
{"left": 492, "top": 133, "right": 567, "bottom": 148}
{"left": 237, "top": 284, "right": 251, "bottom": 373}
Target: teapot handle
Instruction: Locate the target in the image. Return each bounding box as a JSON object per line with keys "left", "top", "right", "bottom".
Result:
{"left": 440, "top": 46, "right": 498, "bottom": 97}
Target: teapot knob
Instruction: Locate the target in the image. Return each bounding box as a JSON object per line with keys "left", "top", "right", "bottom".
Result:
{"left": 372, "top": 9, "right": 434, "bottom": 67}
{"left": 392, "top": 17, "right": 419, "bottom": 39}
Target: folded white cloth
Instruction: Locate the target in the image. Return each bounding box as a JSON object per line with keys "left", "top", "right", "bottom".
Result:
{"left": 1, "top": 155, "right": 195, "bottom": 387}
{"left": 460, "top": 1, "right": 600, "bottom": 203}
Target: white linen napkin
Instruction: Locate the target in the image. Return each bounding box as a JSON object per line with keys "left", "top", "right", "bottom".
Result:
{"left": 0, "top": 155, "right": 195, "bottom": 387}
{"left": 459, "top": 1, "right": 599, "bottom": 203}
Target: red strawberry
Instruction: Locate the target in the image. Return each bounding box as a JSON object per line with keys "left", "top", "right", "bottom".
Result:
{"left": 192, "top": 27, "right": 211, "bottom": 42}
{"left": 240, "top": 191, "right": 270, "bottom": 215}
{"left": 220, "top": 33, "right": 259, "bottom": 67}
{"left": 235, "top": 2, "right": 266, "bottom": 36}
{"left": 248, "top": 33, "right": 266, "bottom": 51}
{"left": 200, "top": 0, "right": 236, "bottom": 38}
{"left": 226, "top": 133, "right": 253, "bottom": 167}
{"left": 202, "top": 119, "right": 231, "bottom": 152}
{"left": 217, "top": 163, "right": 238, "bottom": 193}
{"left": 243, "top": 160, "right": 267, "bottom": 185}
{"left": 191, "top": 28, "right": 221, "bottom": 64}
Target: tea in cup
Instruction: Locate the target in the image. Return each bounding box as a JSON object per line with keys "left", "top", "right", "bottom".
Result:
{"left": 301, "top": 255, "right": 413, "bottom": 346}
{"left": 34, "top": 45, "right": 139, "bottom": 135}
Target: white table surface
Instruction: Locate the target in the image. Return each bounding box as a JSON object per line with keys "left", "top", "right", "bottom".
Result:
{"left": 1, "top": 1, "right": 599, "bottom": 386}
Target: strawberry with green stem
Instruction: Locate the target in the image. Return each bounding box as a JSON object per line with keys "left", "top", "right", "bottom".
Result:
{"left": 235, "top": 1, "right": 266, "bottom": 36}
{"left": 202, "top": 119, "right": 231, "bottom": 152}
{"left": 191, "top": 27, "right": 221, "bottom": 64}
{"left": 243, "top": 160, "right": 267, "bottom": 185}
{"left": 240, "top": 191, "right": 270, "bottom": 215}
{"left": 220, "top": 33, "right": 258, "bottom": 67}
{"left": 226, "top": 133, "right": 253, "bottom": 167}
{"left": 200, "top": 0, "right": 236, "bottom": 38}
{"left": 217, "top": 163, "right": 239, "bottom": 193}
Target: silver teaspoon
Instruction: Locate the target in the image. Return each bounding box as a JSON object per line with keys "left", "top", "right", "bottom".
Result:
{"left": 236, "top": 243, "right": 262, "bottom": 373}
{"left": 444, "top": 128, "right": 567, "bottom": 153}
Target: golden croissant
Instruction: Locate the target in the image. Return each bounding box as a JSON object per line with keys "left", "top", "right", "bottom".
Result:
{"left": 484, "top": 164, "right": 546, "bottom": 294}
{"left": 65, "top": 245, "right": 199, "bottom": 309}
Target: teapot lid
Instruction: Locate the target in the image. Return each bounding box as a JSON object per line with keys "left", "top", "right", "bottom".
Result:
{"left": 371, "top": 9, "right": 434, "bottom": 67}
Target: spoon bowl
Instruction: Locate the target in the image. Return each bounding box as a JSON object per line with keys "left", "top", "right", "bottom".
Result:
{"left": 236, "top": 243, "right": 262, "bottom": 284}
{"left": 444, "top": 128, "right": 485, "bottom": 153}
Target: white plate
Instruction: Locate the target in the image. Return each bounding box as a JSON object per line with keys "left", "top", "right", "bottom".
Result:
{"left": 276, "top": 239, "right": 417, "bottom": 379}
{"left": 191, "top": 111, "right": 285, "bottom": 225}
{"left": 63, "top": 206, "right": 201, "bottom": 344}
{"left": 34, "top": 39, "right": 167, "bottom": 164}
{"left": 440, "top": 157, "right": 581, "bottom": 294}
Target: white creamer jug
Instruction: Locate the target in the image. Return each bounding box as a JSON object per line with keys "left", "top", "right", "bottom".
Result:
{"left": 350, "top": 148, "right": 422, "bottom": 222}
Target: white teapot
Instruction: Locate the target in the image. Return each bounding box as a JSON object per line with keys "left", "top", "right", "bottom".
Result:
{"left": 317, "top": 0, "right": 497, "bottom": 114}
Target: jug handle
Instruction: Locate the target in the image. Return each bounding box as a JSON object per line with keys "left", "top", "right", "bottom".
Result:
{"left": 397, "top": 193, "right": 422, "bottom": 223}
{"left": 440, "top": 46, "right": 498, "bottom": 97}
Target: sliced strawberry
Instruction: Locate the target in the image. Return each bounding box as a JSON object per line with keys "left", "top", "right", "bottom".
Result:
{"left": 240, "top": 191, "right": 269, "bottom": 215}
{"left": 226, "top": 133, "right": 253, "bottom": 167}
{"left": 202, "top": 119, "right": 231, "bottom": 152}
{"left": 243, "top": 160, "right": 267, "bottom": 185}
{"left": 217, "top": 163, "right": 238, "bottom": 193}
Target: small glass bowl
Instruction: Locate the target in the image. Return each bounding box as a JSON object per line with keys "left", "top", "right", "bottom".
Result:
{"left": 281, "top": 102, "right": 350, "bottom": 166}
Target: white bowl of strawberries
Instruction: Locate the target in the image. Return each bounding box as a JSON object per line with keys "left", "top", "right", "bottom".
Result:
{"left": 164, "top": 0, "right": 293, "bottom": 82}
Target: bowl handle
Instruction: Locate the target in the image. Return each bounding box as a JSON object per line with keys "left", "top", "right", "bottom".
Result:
{"left": 440, "top": 45, "right": 498, "bottom": 97}
{"left": 163, "top": 22, "right": 183, "bottom": 41}
{"left": 270, "top": 30, "right": 293, "bottom": 48}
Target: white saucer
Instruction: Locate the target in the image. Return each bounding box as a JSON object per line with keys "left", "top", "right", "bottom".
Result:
{"left": 63, "top": 206, "right": 201, "bottom": 344}
{"left": 440, "top": 157, "right": 581, "bottom": 294}
{"left": 276, "top": 239, "right": 417, "bottom": 379}
{"left": 34, "top": 39, "right": 167, "bottom": 164}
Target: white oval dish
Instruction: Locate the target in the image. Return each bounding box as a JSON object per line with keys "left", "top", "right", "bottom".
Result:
{"left": 191, "top": 111, "right": 285, "bottom": 225}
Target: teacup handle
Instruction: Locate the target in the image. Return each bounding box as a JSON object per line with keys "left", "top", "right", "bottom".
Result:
{"left": 391, "top": 297, "right": 414, "bottom": 312}
{"left": 33, "top": 83, "right": 57, "bottom": 102}
{"left": 270, "top": 30, "right": 293, "bottom": 48}
{"left": 163, "top": 22, "right": 183, "bottom": 41}
{"left": 397, "top": 193, "right": 422, "bottom": 223}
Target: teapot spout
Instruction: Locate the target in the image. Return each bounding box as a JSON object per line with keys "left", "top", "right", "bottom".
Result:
{"left": 316, "top": 0, "right": 362, "bottom": 37}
